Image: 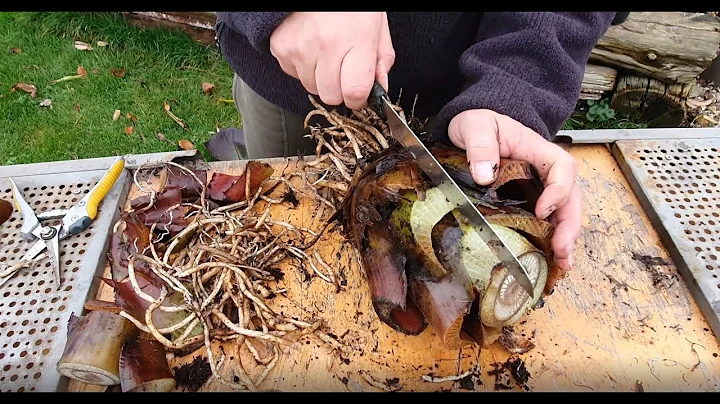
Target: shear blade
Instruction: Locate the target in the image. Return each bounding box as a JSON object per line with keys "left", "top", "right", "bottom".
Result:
{"left": 45, "top": 229, "right": 61, "bottom": 289}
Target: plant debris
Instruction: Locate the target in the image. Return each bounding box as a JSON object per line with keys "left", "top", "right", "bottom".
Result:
{"left": 156, "top": 132, "right": 173, "bottom": 144}
{"left": 11, "top": 82, "right": 37, "bottom": 98}
{"left": 179, "top": 140, "right": 195, "bottom": 150}
{"left": 111, "top": 67, "right": 126, "bottom": 78}
{"left": 113, "top": 109, "right": 122, "bottom": 121}
{"left": 202, "top": 82, "right": 215, "bottom": 96}
{"left": 74, "top": 40, "right": 93, "bottom": 51}
{"left": 173, "top": 355, "right": 211, "bottom": 392}
{"left": 9, "top": 47, "right": 21, "bottom": 54}
{"left": 39, "top": 98, "right": 52, "bottom": 108}
{"left": 488, "top": 356, "right": 531, "bottom": 391}
{"left": 498, "top": 327, "right": 535, "bottom": 354}
{"left": 631, "top": 252, "right": 678, "bottom": 289}
{"left": 163, "top": 101, "right": 186, "bottom": 129}
{"left": 97, "top": 40, "right": 109, "bottom": 47}
{"left": 687, "top": 78, "right": 719, "bottom": 128}
{"left": 0, "top": 200, "right": 13, "bottom": 226}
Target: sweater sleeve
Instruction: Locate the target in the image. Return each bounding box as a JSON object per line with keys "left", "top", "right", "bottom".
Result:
{"left": 435, "top": 12, "right": 615, "bottom": 141}
{"left": 216, "top": 12, "right": 291, "bottom": 54}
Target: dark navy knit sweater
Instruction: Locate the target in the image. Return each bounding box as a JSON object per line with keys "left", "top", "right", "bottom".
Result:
{"left": 215, "top": 12, "right": 615, "bottom": 141}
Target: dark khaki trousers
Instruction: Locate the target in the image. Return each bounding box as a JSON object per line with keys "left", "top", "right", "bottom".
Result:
{"left": 232, "top": 74, "right": 317, "bottom": 159}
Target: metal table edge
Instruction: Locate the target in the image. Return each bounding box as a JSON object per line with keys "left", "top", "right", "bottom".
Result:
{"left": 611, "top": 141, "right": 720, "bottom": 344}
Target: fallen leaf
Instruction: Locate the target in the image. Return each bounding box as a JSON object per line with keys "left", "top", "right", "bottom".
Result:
{"left": 125, "top": 126, "right": 134, "bottom": 135}
{"left": 178, "top": 139, "right": 195, "bottom": 150}
{"left": 74, "top": 103, "right": 80, "bottom": 112}
{"left": 126, "top": 113, "right": 138, "bottom": 122}
{"left": 202, "top": 82, "right": 215, "bottom": 96}
{"left": 91, "top": 68, "right": 99, "bottom": 74}
{"left": 97, "top": 40, "right": 108, "bottom": 47}
{"left": 111, "top": 68, "right": 125, "bottom": 78}
{"left": 0, "top": 200, "right": 13, "bottom": 226}
{"left": 113, "top": 109, "right": 121, "bottom": 121}
{"left": 74, "top": 40, "right": 93, "bottom": 51}
{"left": 217, "top": 98, "right": 234, "bottom": 104}
{"left": 11, "top": 82, "right": 37, "bottom": 98}
{"left": 155, "top": 132, "right": 173, "bottom": 144}
{"left": 39, "top": 98, "right": 52, "bottom": 108}
{"left": 77, "top": 66, "right": 87, "bottom": 76}
{"left": 9, "top": 47, "right": 21, "bottom": 54}
{"left": 162, "top": 101, "right": 187, "bottom": 129}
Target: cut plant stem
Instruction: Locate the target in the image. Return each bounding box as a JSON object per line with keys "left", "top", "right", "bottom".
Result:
{"left": 56, "top": 310, "right": 135, "bottom": 386}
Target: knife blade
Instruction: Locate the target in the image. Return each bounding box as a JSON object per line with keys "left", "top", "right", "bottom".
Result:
{"left": 367, "top": 81, "right": 535, "bottom": 298}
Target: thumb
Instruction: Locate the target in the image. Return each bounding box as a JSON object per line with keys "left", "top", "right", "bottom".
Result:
{"left": 375, "top": 12, "right": 395, "bottom": 91}
{"left": 448, "top": 110, "right": 500, "bottom": 186}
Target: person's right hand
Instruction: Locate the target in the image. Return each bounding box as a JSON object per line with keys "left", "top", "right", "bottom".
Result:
{"left": 269, "top": 12, "right": 395, "bottom": 110}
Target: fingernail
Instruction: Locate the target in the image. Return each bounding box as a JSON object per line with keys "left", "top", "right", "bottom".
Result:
{"left": 471, "top": 161, "right": 495, "bottom": 184}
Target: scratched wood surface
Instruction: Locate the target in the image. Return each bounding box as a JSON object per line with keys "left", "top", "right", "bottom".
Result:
{"left": 67, "top": 144, "right": 720, "bottom": 393}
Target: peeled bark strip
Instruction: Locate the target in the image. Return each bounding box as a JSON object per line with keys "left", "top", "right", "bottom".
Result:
{"left": 56, "top": 311, "right": 135, "bottom": 386}
{"left": 589, "top": 12, "right": 720, "bottom": 83}
{"left": 120, "top": 331, "right": 176, "bottom": 392}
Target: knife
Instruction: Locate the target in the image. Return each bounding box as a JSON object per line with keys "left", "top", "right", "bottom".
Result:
{"left": 367, "top": 81, "right": 535, "bottom": 298}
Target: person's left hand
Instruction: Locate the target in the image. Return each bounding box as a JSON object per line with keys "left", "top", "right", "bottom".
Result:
{"left": 448, "top": 109, "right": 582, "bottom": 273}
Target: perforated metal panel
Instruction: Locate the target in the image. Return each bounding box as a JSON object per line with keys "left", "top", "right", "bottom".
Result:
{"left": 0, "top": 169, "right": 130, "bottom": 392}
{"left": 613, "top": 138, "right": 720, "bottom": 342}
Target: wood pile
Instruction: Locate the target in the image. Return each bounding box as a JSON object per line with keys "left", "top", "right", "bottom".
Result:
{"left": 579, "top": 12, "right": 720, "bottom": 127}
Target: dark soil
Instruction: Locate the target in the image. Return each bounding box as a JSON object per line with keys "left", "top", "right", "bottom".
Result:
{"left": 631, "top": 252, "right": 678, "bottom": 289}
{"left": 173, "top": 355, "right": 212, "bottom": 392}
{"left": 488, "top": 356, "right": 531, "bottom": 391}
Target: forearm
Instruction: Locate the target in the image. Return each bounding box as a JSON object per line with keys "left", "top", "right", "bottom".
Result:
{"left": 436, "top": 12, "right": 615, "bottom": 140}
{"left": 216, "top": 12, "right": 291, "bottom": 54}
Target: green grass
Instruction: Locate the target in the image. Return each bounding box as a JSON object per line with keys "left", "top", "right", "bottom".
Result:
{"left": 0, "top": 12, "right": 240, "bottom": 166}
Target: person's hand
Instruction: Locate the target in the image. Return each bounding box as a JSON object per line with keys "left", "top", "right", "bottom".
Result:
{"left": 269, "top": 12, "right": 395, "bottom": 110}
{"left": 448, "top": 109, "right": 582, "bottom": 273}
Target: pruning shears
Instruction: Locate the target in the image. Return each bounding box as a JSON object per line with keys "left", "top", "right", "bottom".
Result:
{"left": 0, "top": 157, "right": 126, "bottom": 289}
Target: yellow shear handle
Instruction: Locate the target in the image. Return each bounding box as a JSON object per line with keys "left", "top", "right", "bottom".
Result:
{"left": 86, "top": 159, "right": 125, "bottom": 220}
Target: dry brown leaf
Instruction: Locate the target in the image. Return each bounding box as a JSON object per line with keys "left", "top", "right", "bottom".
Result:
{"left": 39, "top": 99, "right": 52, "bottom": 108}
{"left": 126, "top": 113, "right": 138, "bottom": 122}
{"left": 11, "top": 82, "right": 37, "bottom": 98}
{"left": 155, "top": 132, "right": 173, "bottom": 144}
{"left": 9, "top": 47, "right": 21, "bottom": 54}
{"left": 162, "top": 101, "right": 187, "bottom": 129}
{"left": 74, "top": 41, "right": 93, "bottom": 51}
{"left": 74, "top": 103, "right": 80, "bottom": 112}
{"left": 77, "top": 66, "right": 87, "bottom": 76}
{"left": 202, "top": 82, "right": 215, "bottom": 96}
{"left": 125, "top": 126, "right": 134, "bottom": 136}
{"left": 97, "top": 41, "right": 108, "bottom": 47}
{"left": 112, "top": 109, "right": 121, "bottom": 121}
{"left": 111, "top": 68, "right": 125, "bottom": 78}
{"left": 178, "top": 140, "right": 196, "bottom": 150}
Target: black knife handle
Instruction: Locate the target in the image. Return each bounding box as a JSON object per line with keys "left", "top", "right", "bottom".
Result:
{"left": 368, "top": 80, "right": 388, "bottom": 121}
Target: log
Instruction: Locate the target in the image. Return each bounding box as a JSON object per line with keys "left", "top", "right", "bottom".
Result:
{"left": 123, "top": 12, "right": 217, "bottom": 46}
{"left": 590, "top": 12, "right": 720, "bottom": 84}
{"left": 609, "top": 74, "right": 692, "bottom": 127}
{"left": 580, "top": 64, "right": 617, "bottom": 100}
